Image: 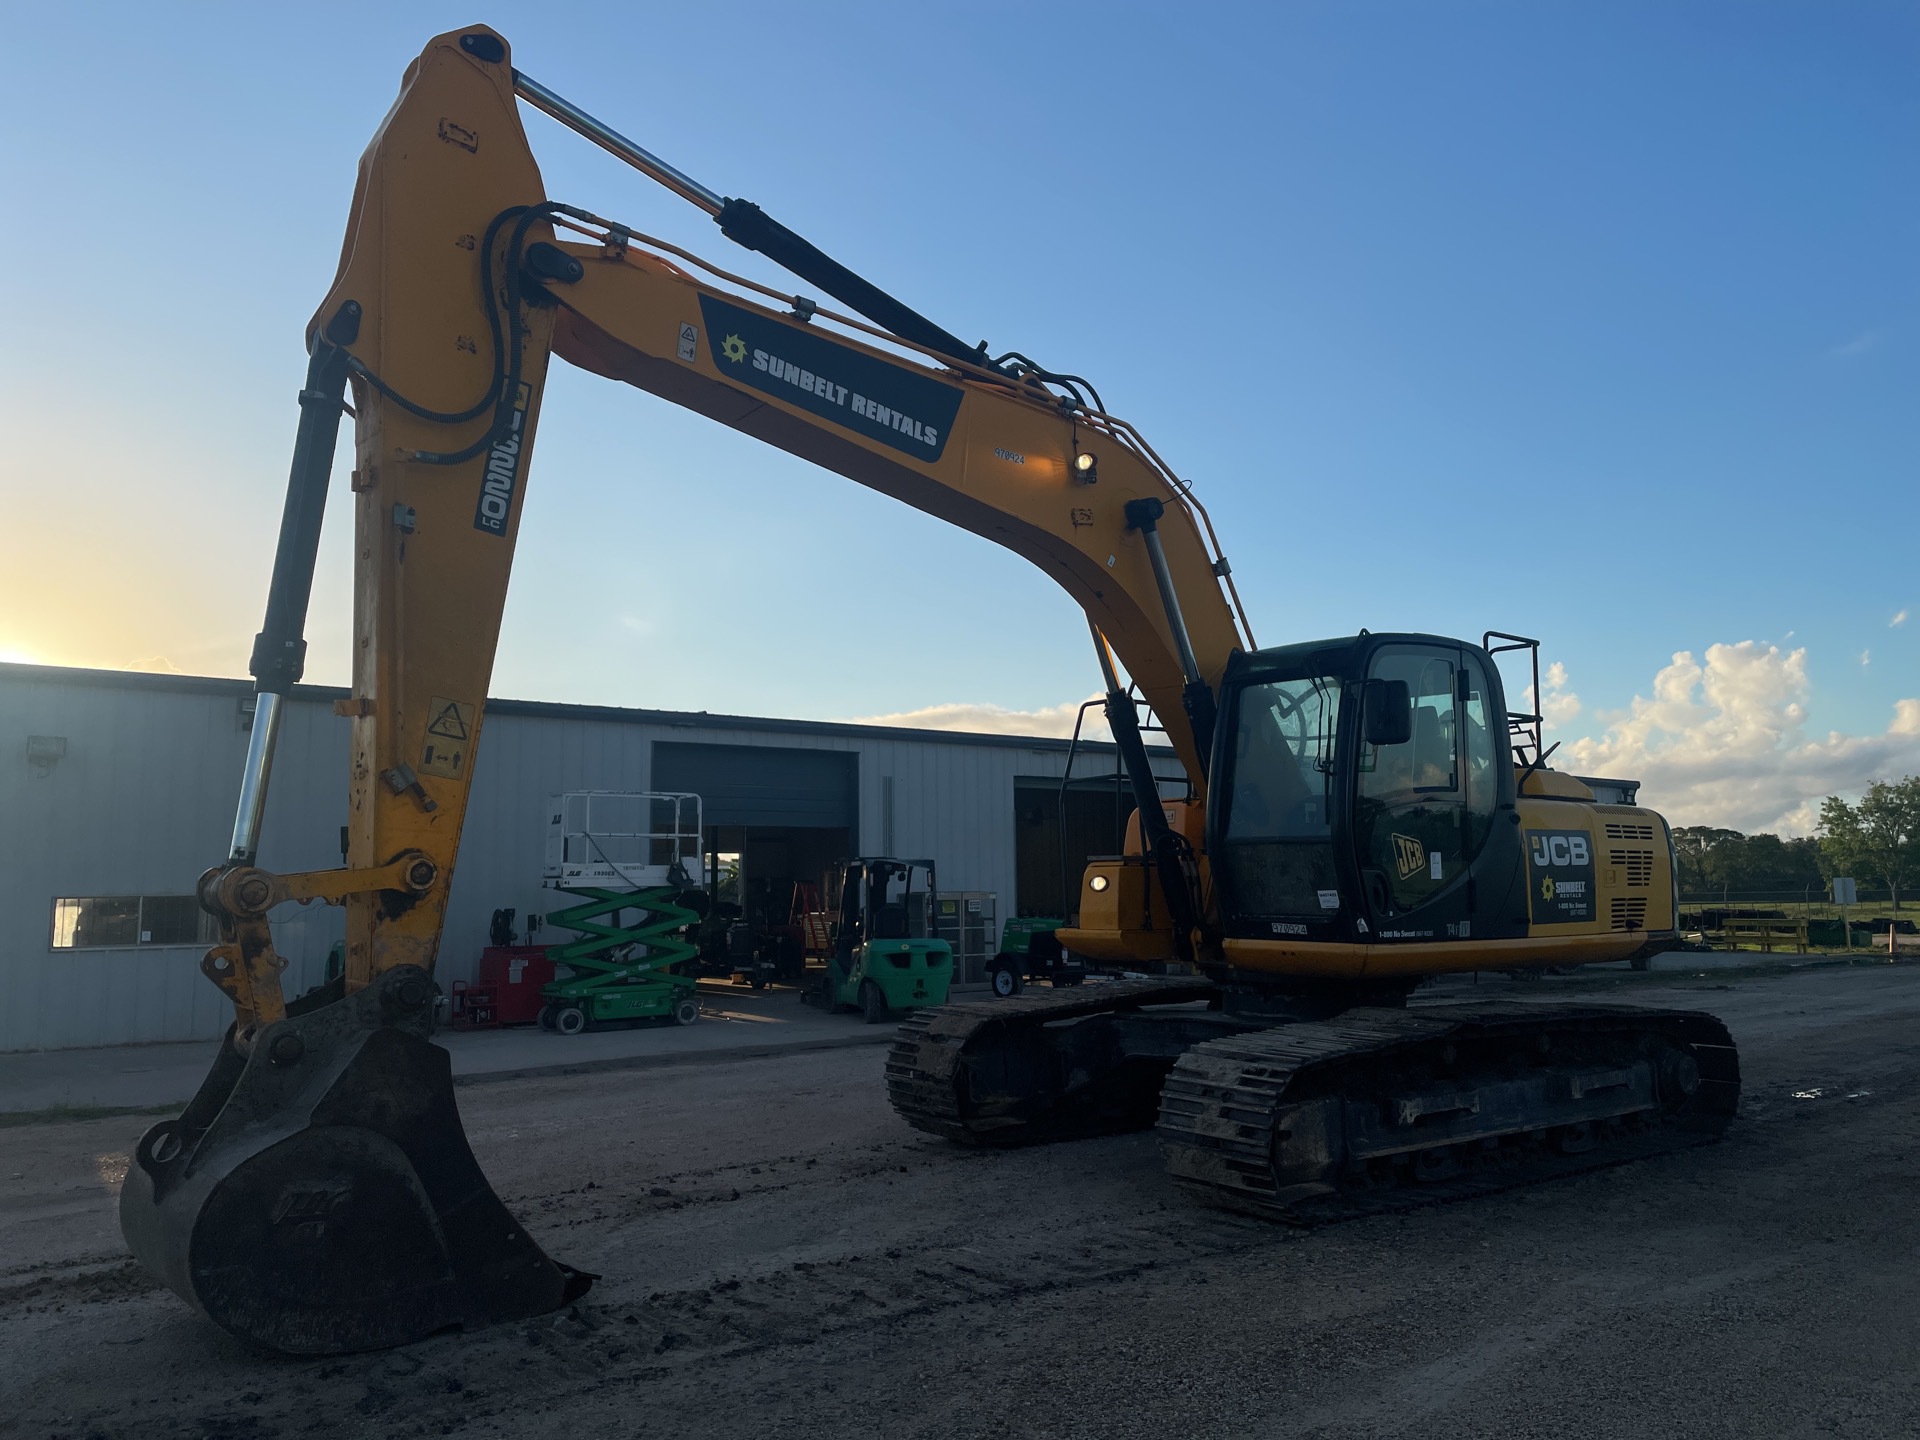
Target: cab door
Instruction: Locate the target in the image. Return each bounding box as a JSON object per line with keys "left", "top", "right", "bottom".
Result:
{"left": 1351, "top": 644, "right": 1511, "bottom": 939}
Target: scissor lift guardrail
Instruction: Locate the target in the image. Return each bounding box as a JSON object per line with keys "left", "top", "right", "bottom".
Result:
{"left": 537, "top": 792, "right": 704, "bottom": 1033}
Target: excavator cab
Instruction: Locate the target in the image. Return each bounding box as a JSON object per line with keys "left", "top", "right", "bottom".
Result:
{"left": 1208, "top": 633, "right": 1531, "bottom": 950}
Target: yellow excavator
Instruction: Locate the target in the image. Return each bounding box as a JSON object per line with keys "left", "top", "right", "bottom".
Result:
{"left": 119, "top": 27, "right": 1738, "bottom": 1355}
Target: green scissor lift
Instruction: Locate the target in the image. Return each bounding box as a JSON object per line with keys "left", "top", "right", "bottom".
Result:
{"left": 537, "top": 791, "right": 705, "bottom": 1036}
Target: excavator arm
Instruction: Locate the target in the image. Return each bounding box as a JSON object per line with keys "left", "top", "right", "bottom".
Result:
{"left": 120, "top": 25, "right": 1250, "bottom": 1352}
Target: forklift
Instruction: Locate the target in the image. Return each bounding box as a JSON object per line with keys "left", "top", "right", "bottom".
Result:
{"left": 807, "top": 858, "right": 954, "bottom": 1023}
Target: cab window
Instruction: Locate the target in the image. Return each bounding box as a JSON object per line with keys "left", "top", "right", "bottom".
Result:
{"left": 1356, "top": 649, "right": 1463, "bottom": 912}
{"left": 1219, "top": 674, "right": 1342, "bottom": 916}
{"left": 1460, "top": 651, "right": 1499, "bottom": 852}
{"left": 1225, "top": 676, "right": 1340, "bottom": 841}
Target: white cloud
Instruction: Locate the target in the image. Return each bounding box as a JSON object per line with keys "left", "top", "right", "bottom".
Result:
{"left": 1892, "top": 609, "right": 1909, "bottom": 628}
{"left": 125, "top": 655, "right": 182, "bottom": 673}
{"left": 1561, "top": 641, "right": 1920, "bottom": 834}
{"left": 848, "top": 648, "right": 1920, "bottom": 837}
{"left": 1860, "top": 649, "right": 1871, "bottom": 667}
{"left": 843, "top": 697, "right": 1107, "bottom": 740}
{"left": 1527, "top": 660, "right": 1583, "bottom": 730}
{"left": 1825, "top": 330, "right": 1879, "bottom": 361}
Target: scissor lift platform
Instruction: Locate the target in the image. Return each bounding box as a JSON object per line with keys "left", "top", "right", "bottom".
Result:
{"left": 537, "top": 792, "right": 704, "bottom": 1034}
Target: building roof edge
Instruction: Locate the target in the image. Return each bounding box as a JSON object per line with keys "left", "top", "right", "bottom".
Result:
{"left": 0, "top": 662, "right": 1175, "bottom": 759}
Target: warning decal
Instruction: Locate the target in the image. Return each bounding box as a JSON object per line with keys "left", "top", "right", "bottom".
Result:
{"left": 427, "top": 699, "right": 471, "bottom": 741}
{"left": 420, "top": 696, "right": 475, "bottom": 779}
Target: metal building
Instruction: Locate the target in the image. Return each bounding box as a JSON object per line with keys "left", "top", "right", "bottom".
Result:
{"left": 1, "top": 663, "right": 1181, "bottom": 1051}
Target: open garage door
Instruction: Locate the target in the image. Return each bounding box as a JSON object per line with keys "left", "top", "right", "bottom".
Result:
{"left": 654, "top": 742, "right": 859, "bottom": 983}
{"left": 1014, "top": 775, "right": 1134, "bottom": 921}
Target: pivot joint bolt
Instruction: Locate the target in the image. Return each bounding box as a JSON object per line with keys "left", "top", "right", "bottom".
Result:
{"left": 405, "top": 858, "right": 438, "bottom": 892}
{"left": 389, "top": 975, "right": 433, "bottom": 1012}
{"left": 233, "top": 873, "right": 274, "bottom": 913}
{"left": 459, "top": 32, "right": 507, "bottom": 64}
{"left": 268, "top": 1031, "right": 306, "bottom": 1067}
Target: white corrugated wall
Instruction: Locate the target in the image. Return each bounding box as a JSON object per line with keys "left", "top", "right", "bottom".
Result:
{"left": 0, "top": 671, "right": 351, "bottom": 1050}
{"left": 0, "top": 665, "right": 1181, "bottom": 1051}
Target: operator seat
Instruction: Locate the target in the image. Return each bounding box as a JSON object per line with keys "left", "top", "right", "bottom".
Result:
{"left": 873, "top": 903, "right": 910, "bottom": 940}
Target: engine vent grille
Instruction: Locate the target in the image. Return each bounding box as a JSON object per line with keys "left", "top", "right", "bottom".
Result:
{"left": 1610, "top": 848, "right": 1656, "bottom": 887}
{"left": 1604, "top": 822, "right": 1657, "bottom": 841}
{"left": 1610, "top": 896, "right": 1649, "bottom": 931}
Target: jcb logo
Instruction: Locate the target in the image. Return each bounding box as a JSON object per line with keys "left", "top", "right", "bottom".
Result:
{"left": 272, "top": 1184, "right": 353, "bottom": 1227}
{"left": 1390, "top": 834, "right": 1425, "bottom": 881}
{"left": 1530, "top": 833, "right": 1590, "bottom": 868}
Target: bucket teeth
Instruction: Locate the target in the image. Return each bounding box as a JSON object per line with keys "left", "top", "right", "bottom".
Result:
{"left": 119, "top": 966, "right": 590, "bottom": 1355}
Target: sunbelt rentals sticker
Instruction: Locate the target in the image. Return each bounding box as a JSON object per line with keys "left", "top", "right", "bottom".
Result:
{"left": 1526, "top": 829, "right": 1596, "bottom": 924}
{"left": 698, "top": 295, "right": 962, "bottom": 462}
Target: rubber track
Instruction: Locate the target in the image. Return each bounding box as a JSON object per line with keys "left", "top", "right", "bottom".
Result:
{"left": 886, "top": 980, "right": 1219, "bottom": 1145}
{"left": 1155, "top": 1001, "right": 1740, "bottom": 1225}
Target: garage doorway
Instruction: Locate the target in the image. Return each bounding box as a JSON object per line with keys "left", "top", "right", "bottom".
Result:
{"left": 653, "top": 742, "right": 859, "bottom": 972}
{"left": 1014, "top": 774, "right": 1135, "bottom": 922}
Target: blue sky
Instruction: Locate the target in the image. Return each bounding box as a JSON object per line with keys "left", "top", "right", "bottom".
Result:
{"left": 1, "top": 2, "right": 1913, "bottom": 830}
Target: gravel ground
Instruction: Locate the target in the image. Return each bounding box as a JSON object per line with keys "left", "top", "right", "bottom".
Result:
{"left": 2, "top": 962, "right": 1916, "bottom": 1440}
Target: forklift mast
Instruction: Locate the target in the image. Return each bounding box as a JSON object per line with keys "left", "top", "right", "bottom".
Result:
{"left": 833, "top": 857, "right": 938, "bottom": 957}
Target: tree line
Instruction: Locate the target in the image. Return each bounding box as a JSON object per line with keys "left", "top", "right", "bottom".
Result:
{"left": 1818, "top": 775, "right": 1919, "bottom": 910}
{"left": 1671, "top": 827, "right": 1825, "bottom": 899}
{"left": 1672, "top": 775, "right": 1919, "bottom": 909}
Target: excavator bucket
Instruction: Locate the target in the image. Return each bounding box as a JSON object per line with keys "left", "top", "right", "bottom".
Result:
{"left": 119, "top": 966, "right": 589, "bottom": 1355}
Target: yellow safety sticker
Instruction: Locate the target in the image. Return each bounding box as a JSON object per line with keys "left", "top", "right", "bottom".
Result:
{"left": 420, "top": 696, "right": 474, "bottom": 779}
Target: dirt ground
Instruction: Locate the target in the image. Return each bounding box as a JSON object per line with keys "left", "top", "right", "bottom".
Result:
{"left": 3, "top": 963, "right": 1917, "bottom": 1440}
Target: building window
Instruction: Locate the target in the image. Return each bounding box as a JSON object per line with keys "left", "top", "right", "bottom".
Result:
{"left": 50, "top": 895, "right": 216, "bottom": 950}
